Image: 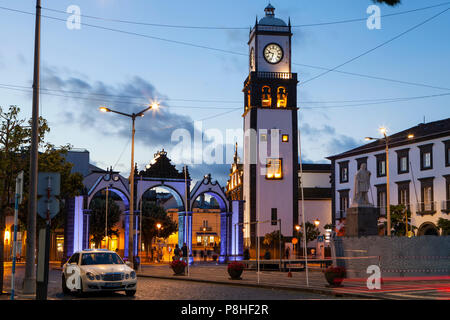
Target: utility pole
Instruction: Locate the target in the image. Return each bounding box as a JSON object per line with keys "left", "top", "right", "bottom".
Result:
{"left": 24, "top": 0, "right": 41, "bottom": 294}
{"left": 128, "top": 118, "right": 135, "bottom": 268}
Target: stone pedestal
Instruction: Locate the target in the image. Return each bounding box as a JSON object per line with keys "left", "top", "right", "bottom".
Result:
{"left": 345, "top": 206, "right": 378, "bottom": 237}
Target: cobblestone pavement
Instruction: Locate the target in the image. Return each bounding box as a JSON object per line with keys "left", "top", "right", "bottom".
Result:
{"left": 138, "top": 263, "right": 450, "bottom": 300}
{"left": 0, "top": 265, "right": 343, "bottom": 300}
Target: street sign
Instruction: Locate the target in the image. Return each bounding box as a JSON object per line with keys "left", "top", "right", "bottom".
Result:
{"left": 37, "top": 172, "right": 60, "bottom": 196}
{"left": 317, "top": 235, "right": 324, "bottom": 242}
{"left": 292, "top": 238, "right": 298, "bottom": 245}
{"left": 15, "top": 171, "right": 24, "bottom": 204}
{"left": 37, "top": 172, "right": 61, "bottom": 219}
{"left": 37, "top": 197, "right": 60, "bottom": 219}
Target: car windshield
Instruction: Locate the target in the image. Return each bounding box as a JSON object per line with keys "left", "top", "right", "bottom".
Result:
{"left": 81, "top": 252, "right": 124, "bottom": 265}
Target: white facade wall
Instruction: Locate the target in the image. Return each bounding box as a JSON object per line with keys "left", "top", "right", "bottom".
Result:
{"left": 333, "top": 135, "right": 450, "bottom": 233}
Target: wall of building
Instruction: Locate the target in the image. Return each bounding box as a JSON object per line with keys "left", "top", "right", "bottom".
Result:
{"left": 300, "top": 171, "right": 330, "bottom": 188}
{"left": 333, "top": 135, "right": 450, "bottom": 233}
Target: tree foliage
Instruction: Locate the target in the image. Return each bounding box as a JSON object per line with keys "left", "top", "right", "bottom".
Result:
{"left": 296, "top": 222, "right": 321, "bottom": 244}
{"left": 141, "top": 202, "right": 178, "bottom": 250}
{"left": 437, "top": 218, "right": 450, "bottom": 236}
{"left": 88, "top": 197, "right": 122, "bottom": 247}
{"left": 386, "top": 204, "right": 416, "bottom": 236}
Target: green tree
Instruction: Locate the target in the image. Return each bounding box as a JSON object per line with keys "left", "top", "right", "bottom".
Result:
{"left": 0, "top": 105, "right": 49, "bottom": 292}
{"left": 437, "top": 218, "right": 450, "bottom": 236}
{"left": 88, "top": 197, "right": 121, "bottom": 248}
{"left": 386, "top": 204, "right": 416, "bottom": 236}
{"left": 141, "top": 202, "right": 177, "bottom": 258}
{"left": 297, "top": 222, "right": 321, "bottom": 244}
{"left": 263, "top": 230, "right": 284, "bottom": 259}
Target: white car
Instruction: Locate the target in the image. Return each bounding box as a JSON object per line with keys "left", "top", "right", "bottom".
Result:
{"left": 62, "top": 249, "right": 137, "bottom": 297}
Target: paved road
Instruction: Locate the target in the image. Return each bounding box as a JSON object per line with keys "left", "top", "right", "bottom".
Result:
{"left": 1, "top": 266, "right": 344, "bottom": 300}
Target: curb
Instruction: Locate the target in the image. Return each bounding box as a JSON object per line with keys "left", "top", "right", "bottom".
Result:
{"left": 137, "top": 273, "right": 391, "bottom": 300}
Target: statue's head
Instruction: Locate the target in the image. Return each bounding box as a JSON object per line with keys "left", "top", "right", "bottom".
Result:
{"left": 360, "top": 163, "right": 367, "bottom": 170}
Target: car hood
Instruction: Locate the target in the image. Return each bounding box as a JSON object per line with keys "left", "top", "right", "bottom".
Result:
{"left": 79, "top": 264, "right": 133, "bottom": 274}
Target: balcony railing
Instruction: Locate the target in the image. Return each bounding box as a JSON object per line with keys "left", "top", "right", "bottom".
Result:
{"left": 416, "top": 201, "right": 437, "bottom": 215}
{"left": 256, "top": 71, "right": 292, "bottom": 80}
{"left": 199, "top": 226, "right": 213, "bottom": 232}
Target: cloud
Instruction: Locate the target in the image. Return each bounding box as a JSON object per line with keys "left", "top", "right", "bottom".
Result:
{"left": 300, "top": 123, "right": 359, "bottom": 157}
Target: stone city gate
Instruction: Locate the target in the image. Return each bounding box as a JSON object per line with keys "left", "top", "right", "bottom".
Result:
{"left": 66, "top": 150, "right": 243, "bottom": 262}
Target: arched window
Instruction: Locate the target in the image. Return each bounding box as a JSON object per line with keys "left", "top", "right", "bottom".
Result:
{"left": 262, "top": 86, "right": 271, "bottom": 107}
{"left": 277, "top": 87, "right": 287, "bottom": 108}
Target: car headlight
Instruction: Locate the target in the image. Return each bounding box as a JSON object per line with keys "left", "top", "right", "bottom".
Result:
{"left": 86, "top": 272, "right": 95, "bottom": 281}
{"left": 95, "top": 275, "right": 101, "bottom": 280}
{"left": 130, "top": 271, "right": 136, "bottom": 279}
{"left": 125, "top": 274, "right": 130, "bottom": 279}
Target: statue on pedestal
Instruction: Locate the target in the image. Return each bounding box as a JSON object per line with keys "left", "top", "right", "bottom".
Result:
{"left": 351, "top": 163, "right": 372, "bottom": 207}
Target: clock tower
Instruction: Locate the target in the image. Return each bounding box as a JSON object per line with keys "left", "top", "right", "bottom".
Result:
{"left": 243, "top": 4, "right": 299, "bottom": 247}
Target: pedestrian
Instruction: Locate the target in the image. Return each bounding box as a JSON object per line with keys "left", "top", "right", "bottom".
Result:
{"left": 173, "top": 244, "right": 181, "bottom": 261}
{"left": 285, "top": 246, "right": 290, "bottom": 259}
{"left": 181, "top": 243, "right": 188, "bottom": 263}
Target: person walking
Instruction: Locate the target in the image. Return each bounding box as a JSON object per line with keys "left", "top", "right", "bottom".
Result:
{"left": 173, "top": 244, "right": 181, "bottom": 261}
{"left": 181, "top": 243, "right": 188, "bottom": 263}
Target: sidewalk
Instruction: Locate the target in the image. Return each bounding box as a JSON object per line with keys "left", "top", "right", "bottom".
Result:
{"left": 138, "top": 263, "right": 450, "bottom": 300}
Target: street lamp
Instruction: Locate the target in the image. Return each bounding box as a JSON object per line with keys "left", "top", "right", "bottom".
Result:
{"left": 99, "top": 102, "right": 159, "bottom": 267}
{"left": 365, "top": 129, "right": 414, "bottom": 236}
{"left": 314, "top": 219, "right": 320, "bottom": 228}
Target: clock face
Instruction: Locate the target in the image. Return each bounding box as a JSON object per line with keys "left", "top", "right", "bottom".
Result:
{"left": 264, "top": 43, "right": 283, "bottom": 64}
{"left": 250, "top": 48, "right": 255, "bottom": 69}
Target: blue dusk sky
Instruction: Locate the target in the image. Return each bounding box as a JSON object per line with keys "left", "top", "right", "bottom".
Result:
{"left": 0, "top": 0, "right": 449, "bottom": 184}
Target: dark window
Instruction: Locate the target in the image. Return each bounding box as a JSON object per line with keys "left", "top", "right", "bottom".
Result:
{"left": 419, "top": 177, "right": 434, "bottom": 213}
{"left": 81, "top": 252, "right": 124, "bottom": 265}
{"left": 419, "top": 144, "right": 433, "bottom": 170}
{"left": 444, "top": 140, "right": 450, "bottom": 167}
{"left": 396, "top": 148, "right": 409, "bottom": 174}
{"left": 375, "top": 184, "right": 387, "bottom": 216}
{"left": 443, "top": 175, "right": 450, "bottom": 213}
{"left": 356, "top": 157, "right": 368, "bottom": 170}
{"left": 376, "top": 153, "right": 386, "bottom": 177}
{"left": 338, "top": 189, "right": 349, "bottom": 218}
{"left": 339, "top": 161, "right": 349, "bottom": 183}
{"left": 396, "top": 181, "right": 410, "bottom": 209}
{"left": 68, "top": 253, "right": 79, "bottom": 264}
{"left": 271, "top": 208, "right": 277, "bottom": 225}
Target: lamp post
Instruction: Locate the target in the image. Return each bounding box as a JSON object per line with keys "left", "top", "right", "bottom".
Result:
{"left": 365, "top": 130, "right": 414, "bottom": 236}
{"left": 99, "top": 103, "right": 158, "bottom": 267}
{"left": 295, "top": 225, "right": 300, "bottom": 258}
{"left": 156, "top": 223, "right": 162, "bottom": 262}
{"left": 365, "top": 128, "right": 391, "bottom": 235}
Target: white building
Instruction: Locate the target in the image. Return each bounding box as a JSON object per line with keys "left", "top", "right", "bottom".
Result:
{"left": 328, "top": 118, "right": 450, "bottom": 236}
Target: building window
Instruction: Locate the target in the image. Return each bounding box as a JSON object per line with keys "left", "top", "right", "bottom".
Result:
{"left": 444, "top": 140, "right": 450, "bottom": 167}
{"left": 396, "top": 149, "right": 409, "bottom": 174}
{"left": 262, "top": 86, "right": 271, "bottom": 107}
{"left": 356, "top": 157, "right": 368, "bottom": 170}
{"left": 419, "top": 177, "right": 434, "bottom": 214}
{"left": 339, "top": 161, "right": 349, "bottom": 183}
{"left": 271, "top": 208, "right": 278, "bottom": 225}
{"left": 282, "top": 134, "right": 289, "bottom": 142}
{"left": 376, "top": 184, "right": 387, "bottom": 216}
{"left": 266, "top": 158, "right": 282, "bottom": 180}
{"left": 277, "top": 87, "right": 287, "bottom": 108}
{"left": 396, "top": 181, "right": 410, "bottom": 209}
{"left": 444, "top": 175, "right": 450, "bottom": 213}
{"left": 419, "top": 144, "right": 433, "bottom": 170}
{"left": 376, "top": 153, "right": 386, "bottom": 177}
{"left": 260, "top": 133, "right": 267, "bottom": 142}
{"left": 338, "top": 189, "right": 349, "bottom": 219}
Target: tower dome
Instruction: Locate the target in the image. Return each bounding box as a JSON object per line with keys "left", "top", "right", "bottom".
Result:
{"left": 258, "top": 3, "right": 287, "bottom": 26}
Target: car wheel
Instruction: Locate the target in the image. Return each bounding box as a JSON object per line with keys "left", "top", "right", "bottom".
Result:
{"left": 125, "top": 290, "right": 136, "bottom": 297}
{"left": 62, "top": 275, "right": 70, "bottom": 295}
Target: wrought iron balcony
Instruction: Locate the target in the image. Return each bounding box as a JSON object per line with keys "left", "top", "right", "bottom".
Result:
{"left": 416, "top": 201, "right": 437, "bottom": 215}
{"left": 256, "top": 71, "right": 293, "bottom": 80}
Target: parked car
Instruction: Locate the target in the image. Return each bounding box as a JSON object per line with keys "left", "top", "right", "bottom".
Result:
{"left": 62, "top": 249, "right": 137, "bottom": 297}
